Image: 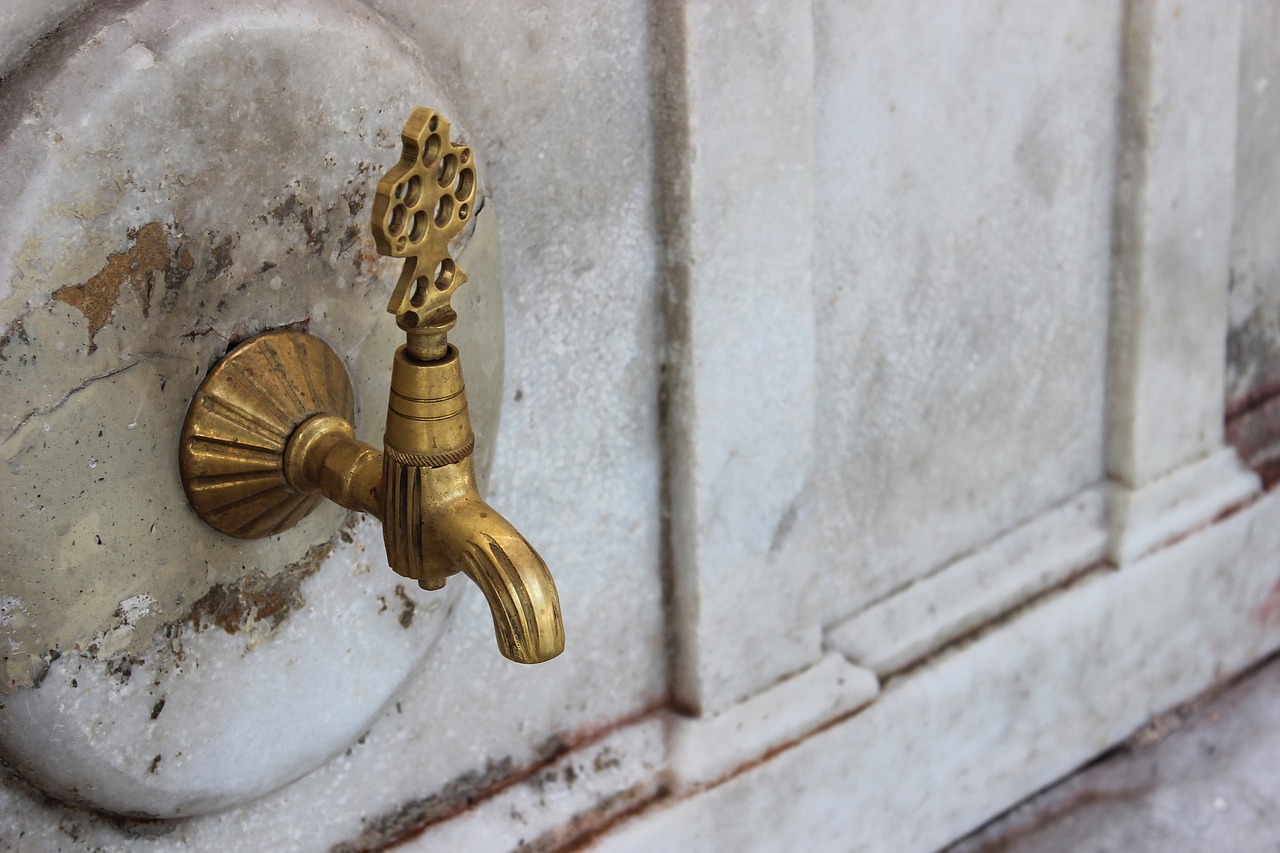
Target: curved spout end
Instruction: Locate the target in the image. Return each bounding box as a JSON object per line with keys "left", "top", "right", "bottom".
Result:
{"left": 451, "top": 504, "right": 565, "bottom": 664}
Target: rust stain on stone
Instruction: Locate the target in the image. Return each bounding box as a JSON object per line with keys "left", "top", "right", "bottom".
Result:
{"left": 186, "top": 537, "right": 336, "bottom": 637}
{"left": 1255, "top": 578, "right": 1280, "bottom": 627}
{"left": 331, "top": 758, "right": 517, "bottom": 853}
{"left": 1227, "top": 387, "right": 1280, "bottom": 490}
{"left": 333, "top": 703, "right": 669, "bottom": 853}
{"left": 52, "top": 222, "right": 171, "bottom": 349}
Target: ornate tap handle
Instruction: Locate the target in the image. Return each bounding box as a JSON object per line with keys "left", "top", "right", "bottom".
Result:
{"left": 179, "top": 108, "right": 564, "bottom": 664}
{"left": 371, "top": 107, "right": 475, "bottom": 360}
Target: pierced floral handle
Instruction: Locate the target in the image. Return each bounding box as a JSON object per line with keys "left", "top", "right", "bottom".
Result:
{"left": 370, "top": 107, "right": 477, "bottom": 334}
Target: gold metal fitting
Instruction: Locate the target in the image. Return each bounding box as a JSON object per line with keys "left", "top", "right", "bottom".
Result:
{"left": 371, "top": 107, "right": 476, "bottom": 361}
{"left": 178, "top": 108, "right": 564, "bottom": 664}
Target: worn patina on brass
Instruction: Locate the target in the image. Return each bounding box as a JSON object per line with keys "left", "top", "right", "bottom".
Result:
{"left": 179, "top": 108, "right": 564, "bottom": 664}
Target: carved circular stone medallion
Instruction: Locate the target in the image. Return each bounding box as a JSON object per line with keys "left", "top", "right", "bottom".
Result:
{"left": 0, "top": 0, "right": 503, "bottom": 817}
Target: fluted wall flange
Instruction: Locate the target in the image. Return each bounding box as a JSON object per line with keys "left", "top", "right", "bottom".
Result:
{"left": 179, "top": 330, "right": 355, "bottom": 538}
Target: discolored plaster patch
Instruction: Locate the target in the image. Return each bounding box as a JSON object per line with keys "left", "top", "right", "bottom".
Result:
{"left": 186, "top": 535, "right": 338, "bottom": 640}
{"left": 51, "top": 221, "right": 170, "bottom": 349}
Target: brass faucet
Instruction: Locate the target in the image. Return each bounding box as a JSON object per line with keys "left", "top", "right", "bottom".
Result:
{"left": 179, "top": 108, "right": 564, "bottom": 664}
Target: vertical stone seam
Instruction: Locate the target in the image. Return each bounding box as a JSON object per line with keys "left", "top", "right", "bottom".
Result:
{"left": 648, "top": 0, "right": 700, "bottom": 716}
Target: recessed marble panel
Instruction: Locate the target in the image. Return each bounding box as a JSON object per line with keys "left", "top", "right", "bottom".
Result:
{"left": 812, "top": 1, "right": 1123, "bottom": 619}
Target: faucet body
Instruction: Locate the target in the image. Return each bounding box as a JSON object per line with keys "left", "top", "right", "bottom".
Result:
{"left": 283, "top": 343, "right": 564, "bottom": 664}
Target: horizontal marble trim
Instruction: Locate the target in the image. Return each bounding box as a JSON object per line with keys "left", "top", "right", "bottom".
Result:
{"left": 394, "top": 716, "right": 667, "bottom": 853}
{"left": 666, "top": 653, "right": 878, "bottom": 790}
{"left": 388, "top": 658, "right": 877, "bottom": 849}
{"left": 827, "top": 486, "right": 1108, "bottom": 676}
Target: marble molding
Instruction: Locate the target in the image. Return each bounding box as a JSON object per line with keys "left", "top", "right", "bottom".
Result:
{"left": 652, "top": 0, "right": 826, "bottom": 716}
{"left": 828, "top": 487, "right": 1109, "bottom": 676}
{"left": 592, "top": 490, "right": 1280, "bottom": 853}
{"left": 1107, "top": 0, "right": 1243, "bottom": 487}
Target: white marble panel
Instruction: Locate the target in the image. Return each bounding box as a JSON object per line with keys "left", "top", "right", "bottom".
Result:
{"left": 375, "top": 0, "right": 671, "bottom": 771}
{"left": 360, "top": 0, "right": 669, "bottom": 727}
{"left": 593, "top": 491, "right": 1280, "bottom": 853}
{"left": 812, "top": 1, "right": 1123, "bottom": 620}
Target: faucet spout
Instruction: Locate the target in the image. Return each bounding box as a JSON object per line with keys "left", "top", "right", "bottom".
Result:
{"left": 383, "top": 459, "right": 564, "bottom": 663}
{"left": 434, "top": 493, "right": 564, "bottom": 664}
{"left": 379, "top": 343, "right": 565, "bottom": 664}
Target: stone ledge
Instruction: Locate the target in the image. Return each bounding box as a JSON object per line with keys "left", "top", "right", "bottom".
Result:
{"left": 665, "top": 653, "right": 878, "bottom": 791}
{"left": 1108, "top": 447, "right": 1260, "bottom": 565}
{"left": 395, "top": 716, "right": 668, "bottom": 853}
{"left": 827, "top": 486, "right": 1108, "bottom": 675}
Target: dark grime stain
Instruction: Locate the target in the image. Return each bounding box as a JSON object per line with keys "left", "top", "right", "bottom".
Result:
{"left": 393, "top": 584, "right": 416, "bottom": 629}
{"left": 0, "top": 317, "right": 28, "bottom": 362}
{"left": 330, "top": 758, "right": 515, "bottom": 853}
{"left": 185, "top": 536, "right": 336, "bottom": 636}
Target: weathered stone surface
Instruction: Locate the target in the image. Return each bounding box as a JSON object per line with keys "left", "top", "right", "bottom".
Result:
{"left": 593, "top": 492, "right": 1280, "bottom": 853}
{"left": 0, "top": 0, "right": 502, "bottom": 816}
{"left": 1, "top": 0, "right": 667, "bottom": 836}
{"left": 1228, "top": 0, "right": 1280, "bottom": 413}
{"left": 811, "top": 1, "right": 1122, "bottom": 620}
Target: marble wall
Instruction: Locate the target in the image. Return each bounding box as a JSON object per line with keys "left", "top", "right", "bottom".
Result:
{"left": 0, "top": 1, "right": 1276, "bottom": 851}
{"left": 0, "top": 0, "right": 667, "bottom": 842}
{"left": 813, "top": 1, "right": 1122, "bottom": 618}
